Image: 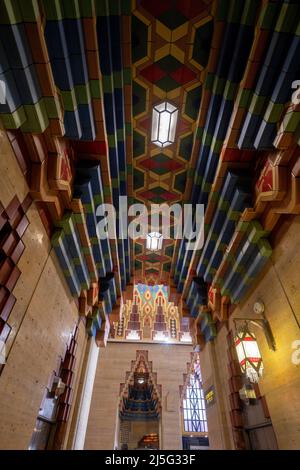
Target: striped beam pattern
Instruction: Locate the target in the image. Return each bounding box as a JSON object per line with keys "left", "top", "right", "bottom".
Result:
{"left": 173, "top": 1, "right": 300, "bottom": 329}
{"left": 96, "top": 0, "right": 131, "bottom": 290}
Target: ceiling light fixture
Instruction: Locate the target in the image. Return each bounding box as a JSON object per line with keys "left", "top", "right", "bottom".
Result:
{"left": 151, "top": 101, "right": 178, "bottom": 148}
{"left": 146, "top": 232, "right": 163, "bottom": 251}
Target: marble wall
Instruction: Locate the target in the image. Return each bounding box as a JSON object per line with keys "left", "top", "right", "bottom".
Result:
{"left": 0, "top": 127, "right": 85, "bottom": 449}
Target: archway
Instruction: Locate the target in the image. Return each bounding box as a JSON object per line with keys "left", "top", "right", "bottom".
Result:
{"left": 118, "top": 350, "right": 162, "bottom": 450}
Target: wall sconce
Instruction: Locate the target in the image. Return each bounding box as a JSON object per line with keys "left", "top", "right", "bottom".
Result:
{"left": 234, "top": 301, "right": 276, "bottom": 383}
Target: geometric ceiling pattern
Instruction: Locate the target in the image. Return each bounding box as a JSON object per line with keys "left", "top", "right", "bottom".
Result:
{"left": 132, "top": 0, "right": 214, "bottom": 285}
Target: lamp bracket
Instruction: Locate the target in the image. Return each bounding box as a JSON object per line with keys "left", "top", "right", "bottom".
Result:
{"left": 233, "top": 314, "right": 276, "bottom": 351}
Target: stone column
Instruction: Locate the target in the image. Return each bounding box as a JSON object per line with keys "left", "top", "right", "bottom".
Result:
{"left": 72, "top": 337, "right": 100, "bottom": 449}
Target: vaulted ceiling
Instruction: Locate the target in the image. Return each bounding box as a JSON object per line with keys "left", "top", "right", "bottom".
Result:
{"left": 0, "top": 0, "right": 299, "bottom": 348}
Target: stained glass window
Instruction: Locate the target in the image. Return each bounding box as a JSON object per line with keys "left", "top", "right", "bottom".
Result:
{"left": 182, "top": 362, "right": 208, "bottom": 433}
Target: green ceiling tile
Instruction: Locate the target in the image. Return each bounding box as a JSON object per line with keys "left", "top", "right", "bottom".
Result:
{"left": 103, "top": 186, "right": 110, "bottom": 197}
{"left": 94, "top": 194, "right": 103, "bottom": 205}
{"left": 135, "top": 259, "right": 142, "bottom": 270}
{"left": 94, "top": 0, "right": 108, "bottom": 16}
{"left": 21, "top": 101, "right": 49, "bottom": 133}
{"left": 108, "top": 0, "right": 120, "bottom": 15}
{"left": 258, "top": 239, "right": 272, "bottom": 258}
{"left": 0, "top": 0, "right": 22, "bottom": 24}
{"left": 264, "top": 102, "right": 284, "bottom": 123}
{"left": 90, "top": 80, "right": 101, "bottom": 99}
{"left": 107, "top": 134, "right": 116, "bottom": 148}
{"left": 135, "top": 243, "right": 143, "bottom": 255}
{"left": 187, "top": 168, "right": 194, "bottom": 178}
{"left": 258, "top": 2, "right": 280, "bottom": 30}
{"left": 204, "top": 72, "right": 215, "bottom": 90}
{"left": 163, "top": 262, "right": 171, "bottom": 272}
{"left": 224, "top": 80, "right": 237, "bottom": 101}
{"left": 111, "top": 178, "right": 119, "bottom": 189}
{"left": 152, "top": 196, "right": 165, "bottom": 204}
{"left": 61, "top": 0, "right": 81, "bottom": 18}
{"left": 174, "top": 171, "right": 187, "bottom": 193}
{"left": 43, "top": 96, "right": 61, "bottom": 119}
{"left": 133, "top": 168, "right": 144, "bottom": 191}
{"left": 228, "top": 0, "right": 244, "bottom": 24}
{"left": 157, "top": 54, "right": 182, "bottom": 73}
{"left": 123, "top": 67, "right": 131, "bottom": 85}
{"left": 212, "top": 76, "right": 226, "bottom": 96}
{"left": 78, "top": 0, "right": 95, "bottom": 17}
{"left": 0, "top": 106, "right": 26, "bottom": 129}
{"left": 75, "top": 84, "right": 91, "bottom": 104}
{"left": 165, "top": 245, "right": 174, "bottom": 258}
{"left": 249, "top": 94, "right": 266, "bottom": 115}
{"left": 121, "top": 0, "right": 131, "bottom": 15}
{"left": 212, "top": 137, "right": 223, "bottom": 154}
{"left": 238, "top": 88, "right": 252, "bottom": 108}
{"left": 42, "top": 0, "right": 63, "bottom": 20}
{"left": 195, "top": 174, "right": 203, "bottom": 185}
{"left": 192, "top": 20, "right": 214, "bottom": 68}
{"left": 101, "top": 75, "right": 113, "bottom": 94}
{"left": 133, "top": 130, "right": 145, "bottom": 158}
{"left": 119, "top": 170, "right": 126, "bottom": 181}
{"left": 61, "top": 89, "right": 77, "bottom": 111}
{"left": 179, "top": 133, "right": 193, "bottom": 161}
{"left": 284, "top": 111, "right": 300, "bottom": 132}
{"left": 18, "top": 0, "right": 40, "bottom": 21}
{"left": 158, "top": 10, "right": 187, "bottom": 30}
{"left": 125, "top": 122, "right": 132, "bottom": 135}
{"left": 241, "top": 0, "right": 259, "bottom": 26}
{"left": 215, "top": 0, "right": 229, "bottom": 22}
{"left": 146, "top": 254, "right": 161, "bottom": 264}
{"left": 210, "top": 191, "right": 219, "bottom": 203}
{"left": 113, "top": 71, "right": 122, "bottom": 89}
{"left": 155, "top": 75, "right": 180, "bottom": 92}
{"left": 275, "top": 4, "right": 300, "bottom": 33}
{"left": 133, "top": 80, "right": 147, "bottom": 117}
{"left": 132, "top": 14, "right": 148, "bottom": 63}
{"left": 196, "top": 127, "right": 204, "bottom": 140}
{"left": 203, "top": 182, "right": 211, "bottom": 193}
{"left": 117, "top": 128, "right": 125, "bottom": 141}
{"left": 185, "top": 86, "right": 202, "bottom": 120}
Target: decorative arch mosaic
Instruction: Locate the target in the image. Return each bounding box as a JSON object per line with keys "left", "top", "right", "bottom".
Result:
{"left": 112, "top": 284, "right": 192, "bottom": 343}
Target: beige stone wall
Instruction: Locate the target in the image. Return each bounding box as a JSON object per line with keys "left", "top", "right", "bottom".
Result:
{"left": 201, "top": 215, "right": 300, "bottom": 450}
{"left": 0, "top": 128, "right": 86, "bottom": 449}
{"left": 84, "top": 342, "right": 192, "bottom": 450}
{"left": 199, "top": 338, "right": 234, "bottom": 449}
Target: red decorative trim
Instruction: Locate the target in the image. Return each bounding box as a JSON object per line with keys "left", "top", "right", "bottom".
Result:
{"left": 0, "top": 194, "right": 32, "bottom": 375}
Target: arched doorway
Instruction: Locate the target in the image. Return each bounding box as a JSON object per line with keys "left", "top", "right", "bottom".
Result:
{"left": 118, "top": 350, "right": 162, "bottom": 450}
